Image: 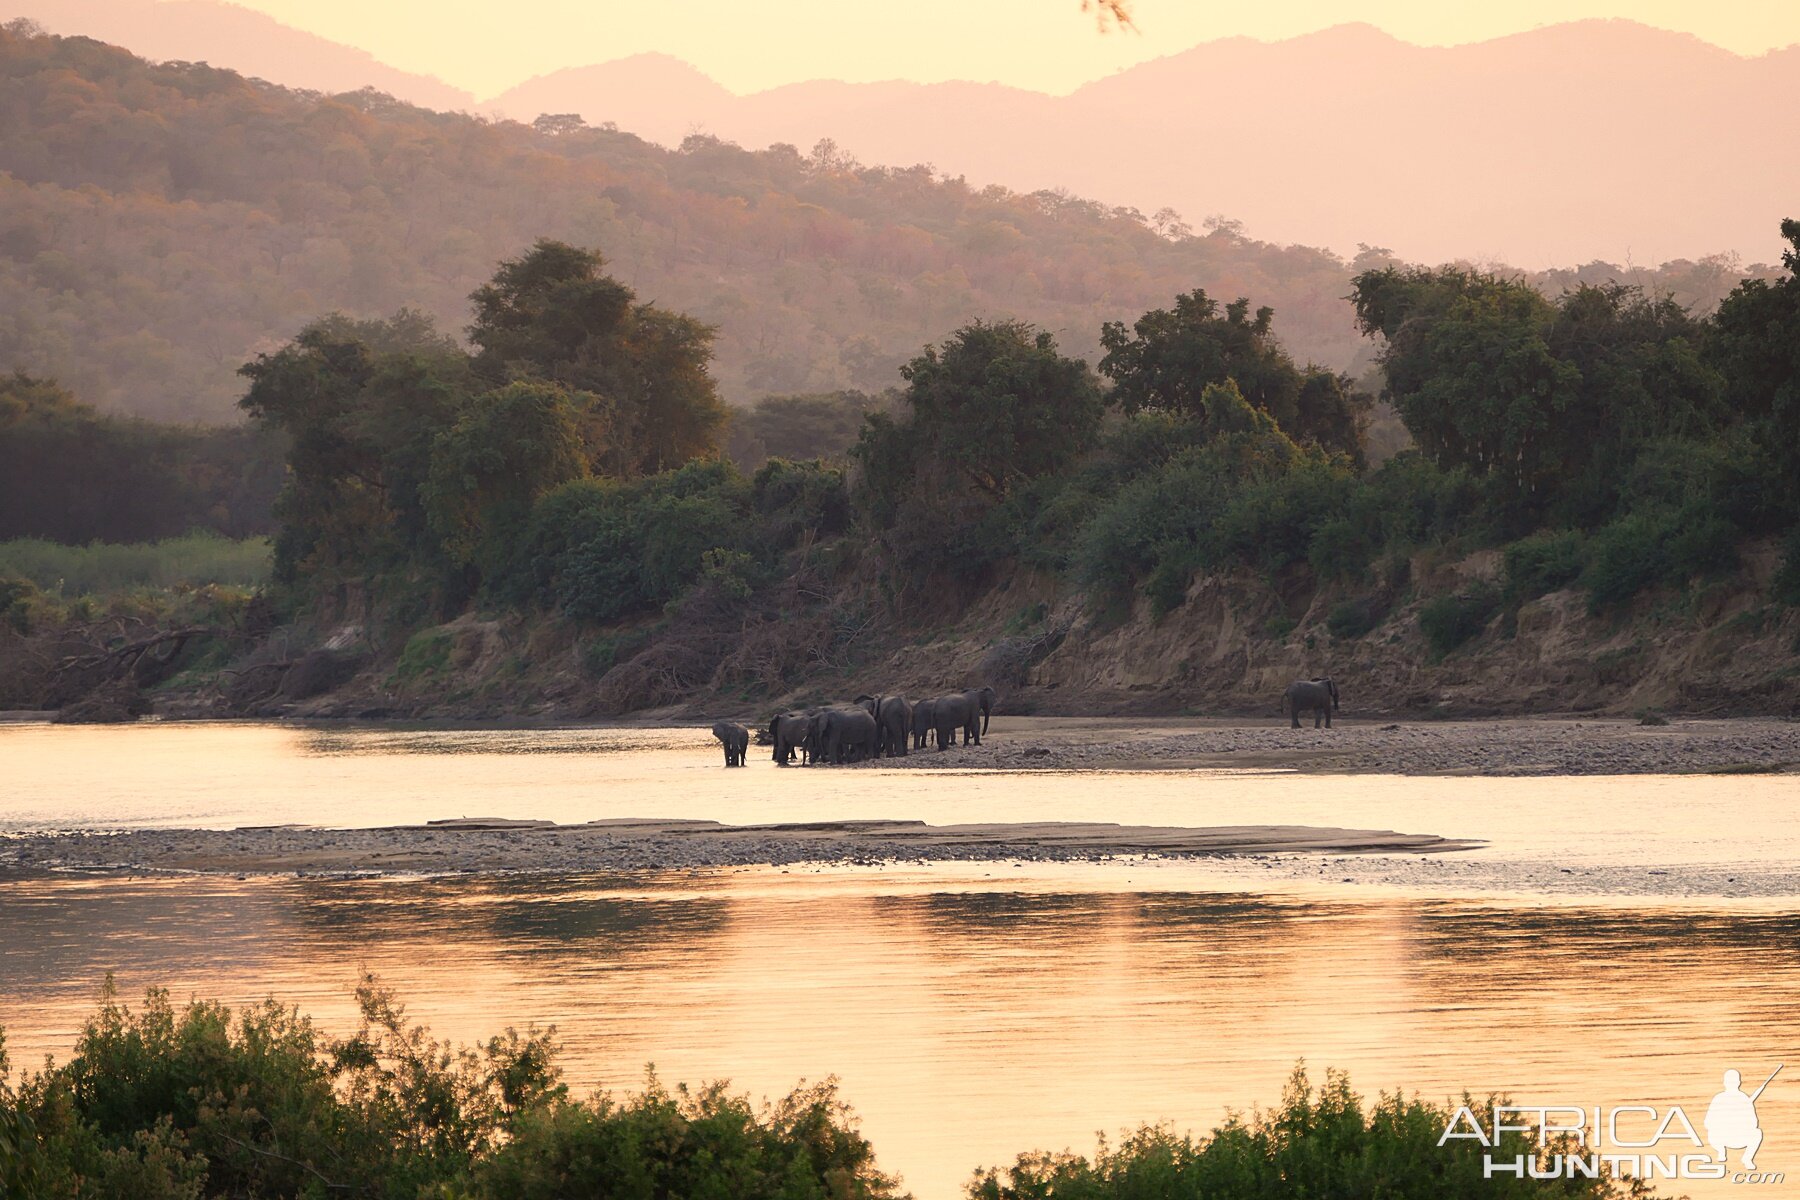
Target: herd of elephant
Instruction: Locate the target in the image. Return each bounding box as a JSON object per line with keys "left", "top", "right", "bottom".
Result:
{"left": 708, "top": 677, "right": 1341, "bottom": 766}
{"left": 709, "top": 687, "right": 999, "bottom": 767}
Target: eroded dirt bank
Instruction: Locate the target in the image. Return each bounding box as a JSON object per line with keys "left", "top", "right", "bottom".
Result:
{"left": 0, "top": 818, "right": 1475, "bottom": 878}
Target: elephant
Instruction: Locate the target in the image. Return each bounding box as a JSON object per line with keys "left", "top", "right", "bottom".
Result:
{"left": 961, "top": 686, "right": 997, "bottom": 738}
{"left": 911, "top": 698, "right": 937, "bottom": 750}
{"left": 711, "top": 720, "right": 749, "bottom": 766}
{"left": 770, "top": 711, "right": 816, "bottom": 765}
{"left": 1284, "top": 677, "right": 1340, "bottom": 728}
{"left": 815, "top": 706, "right": 879, "bottom": 764}
{"left": 928, "top": 692, "right": 976, "bottom": 751}
{"left": 856, "top": 694, "right": 912, "bottom": 757}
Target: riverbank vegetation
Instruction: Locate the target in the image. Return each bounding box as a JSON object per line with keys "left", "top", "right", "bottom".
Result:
{"left": 5, "top": 217, "right": 1800, "bottom": 719}
{"left": 0, "top": 986, "right": 1644, "bottom": 1199}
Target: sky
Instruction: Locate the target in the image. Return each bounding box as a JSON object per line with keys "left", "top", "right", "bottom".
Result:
{"left": 209, "top": 0, "right": 1800, "bottom": 97}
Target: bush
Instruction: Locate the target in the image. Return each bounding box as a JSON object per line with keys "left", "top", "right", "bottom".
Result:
{"left": 2, "top": 984, "right": 900, "bottom": 1200}
{"left": 1327, "top": 597, "right": 1385, "bottom": 640}
{"left": 1208, "top": 459, "right": 1355, "bottom": 575}
{"left": 1582, "top": 504, "right": 1738, "bottom": 613}
{"left": 1776, "top": 527, "right": 1800, "bottom": 607}
{"left": 1502, "top": 530, "right": 1586, "bottom": 601}
{"left": 971, "top": 1065, "right": 1634, "bottom": 1200}
{"left": 1263, "top": 614, "right": 1297, "bottom": 640}
{"left": 1144, "top": 550, "right": 1200, "bottom": 617}
{"left": 1418, "top": 585, "right": 1500, "bottom": 658}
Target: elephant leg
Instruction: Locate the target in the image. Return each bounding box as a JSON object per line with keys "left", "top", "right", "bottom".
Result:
{"left": 1314, "top": 710, "right": 1322, "bottom": 729}
{"left": 1324, "top": 710, "right": 1332, "bottom": 729}
{"left": 1291, "top": 714, "right": 1301, "bottom": 729}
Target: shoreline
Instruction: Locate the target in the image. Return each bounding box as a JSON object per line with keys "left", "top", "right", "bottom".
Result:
{"left": 8, "top": 714, "right": 1800, "bottom": 776}
{"left": 859, "top": 715, "right": 1800, "bottom": 776}
{"left": 0, "top": 817, "right": 1479, "bottom": 880}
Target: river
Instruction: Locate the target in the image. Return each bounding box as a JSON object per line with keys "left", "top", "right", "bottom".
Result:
{"left": 1, "top": 720, "right": 1796, "bottom": 1197}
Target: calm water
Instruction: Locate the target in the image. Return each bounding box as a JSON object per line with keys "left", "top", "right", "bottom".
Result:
{"left": 2, "top": 722, "right": 1798, "bottom": 1196}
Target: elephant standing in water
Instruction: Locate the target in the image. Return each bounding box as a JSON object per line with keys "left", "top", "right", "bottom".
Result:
{"left": 1284, "top": 678, "right": 1340, "bottom": 728}
{"left": 928, "top": 692, "right": 976, "bottom": 750}
{"left": 770, "top": 711, "right": 816, "bottom": 765}
{"left": 911, "top": 699, "right": 937, "bottom": 750}
{"left": 856, "top": 694, "right": 912, "bottom": 757}
{"left": 711, "top": 720, "right": 749, "bottom": 766}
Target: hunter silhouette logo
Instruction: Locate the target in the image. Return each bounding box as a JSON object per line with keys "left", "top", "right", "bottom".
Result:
{"left": 1438, "top": 1063, "right": 1786, "bottom": 1184}
{"left": 1707, "top": 1066, "right": 1781, "bottom": 1171}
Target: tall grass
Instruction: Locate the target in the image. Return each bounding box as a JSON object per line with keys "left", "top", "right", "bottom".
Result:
{"left": 0, "top": 532, "right": 270, "bottom": 595}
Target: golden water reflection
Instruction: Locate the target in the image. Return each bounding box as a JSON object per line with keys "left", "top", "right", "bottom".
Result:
{"left": 2, "top": 867, "right": 1795, "bottom": 1199}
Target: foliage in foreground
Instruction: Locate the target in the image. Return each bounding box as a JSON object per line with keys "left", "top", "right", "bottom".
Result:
{"left": 0, "top": 989, "right": 1654, "bottom": 1200}
{"left": 0, "top": 983, "right": 899, "bottom": 1200}
{"left": 969, "top": 1066, "right": 1642, "bottom": 1200}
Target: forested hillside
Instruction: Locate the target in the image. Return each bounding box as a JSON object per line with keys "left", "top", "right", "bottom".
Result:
{"left": 0, "top": 22, "right": 1352, "bottom": 422}
{"left": 0, "top": 23, "right": 1771, "bottom": 423}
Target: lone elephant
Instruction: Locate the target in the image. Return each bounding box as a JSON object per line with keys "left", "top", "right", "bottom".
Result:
{"left": 1284, "top": 678, "right": 1340, "bottom": 729}
{"left": 711, "top": 720, "right": 749, "bottom": 766}
{"left": 770, "top": 711, "right": 816, "bottom": 765}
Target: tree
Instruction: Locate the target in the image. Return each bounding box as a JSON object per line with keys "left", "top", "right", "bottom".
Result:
{"left": 467, "top": 240, "right": 728, "bottom": 475}
{"left": 1352, "top": 266, "right": 1725, "bottom": 520}
{"left": 726, "top": 390, "right": 888, "bottom": 469}
{"left": 1099, "top": 290, "right": 1369, "bottom": 459}
{"left": 238, "top": 311, "right": 468, "bottom": 583}
{"left": 893, "top": 320, "right": 1103, "bottom": 500}
{"left": 424, "top": 382, "right": 587, "bottom": 571}
{"left": 1712, "top": 219, "right": 1800, "bottom": 486}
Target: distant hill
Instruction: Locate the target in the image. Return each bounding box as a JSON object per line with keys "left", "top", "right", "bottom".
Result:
{"left": 8, "top": 0, "right": 473, "bottom": 109}
{"left": 489, "top": 20, "right": 1800, "bottom": 268}
{"left": 0, "top": 23, "right": 1775, "bottom": 422}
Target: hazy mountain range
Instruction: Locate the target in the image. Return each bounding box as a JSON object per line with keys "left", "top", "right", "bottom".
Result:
{"left": 11, "top": 0, "right": 1798, "bottom": 266}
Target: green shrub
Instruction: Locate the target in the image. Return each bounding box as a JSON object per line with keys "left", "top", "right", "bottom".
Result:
{"left": 1307, "top": 517, "right": 1375, "bottom": 582}
{"left": 971, "top": 1065, "right": 1633, "bottom": 1200}
{"left": 1582, "top": 504, "right": 1738, "bottom": 613}
{"left": 393, "top": 629, "right": 452, "bottom": 682}
{"left": 1776, "top": 527, "right": 1800, "bottom": 607}
{"left": 1262, "top": 614, "right": 1297, "bottom": 640}
{"left": 1, "top": 985, "right": 899, "bottom": 1200}
{"left": 1144, "top": 550, "right": 1200, "bottom": 617}
{"left": 1502, "top": 530, "right": 1586, "bottom": 601}
{"left": 1327, "top": 596, "right": 1385, "bottom": 640}
{"left": 1208, "top": 460, "right": 1356, "bottom": 575}
{"left": 1418, "top": 584, "right": 1499, "bottom": 658}
{"left": 0, "top": 577, "right": 38, "bottom": 634}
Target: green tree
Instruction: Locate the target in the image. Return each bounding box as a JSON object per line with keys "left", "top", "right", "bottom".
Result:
{"left": 1350, "top": 268, "right": 1725, "bottom": 522}
{"left": 892, "top": 319, "right": 1103, "bottom": 500}
{"left": 238, "top": 310, "right": 468, "bottom": 583}
{"left": 468, "top": 240, "right": 728, "bottom": 475}
{"left": 1711, "top": 218, "right": 1800, "bottom": 496}
{"left": 424, "top": 381, "right": 588, "bottom": 570}
{"left": 1099, "top": 290, "right": 1369, "bottom": 458}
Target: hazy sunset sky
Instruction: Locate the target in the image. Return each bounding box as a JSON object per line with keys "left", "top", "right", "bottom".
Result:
{"left": 167, "top": 0, "right": 1800, "bottom": 97}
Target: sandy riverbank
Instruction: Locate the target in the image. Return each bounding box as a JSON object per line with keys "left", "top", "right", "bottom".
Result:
{"left": 0, "top": 817, "right": 1476, "bottom": 878}
{"left": 875, "top": 716, "right": 1800, "bottom": 775}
